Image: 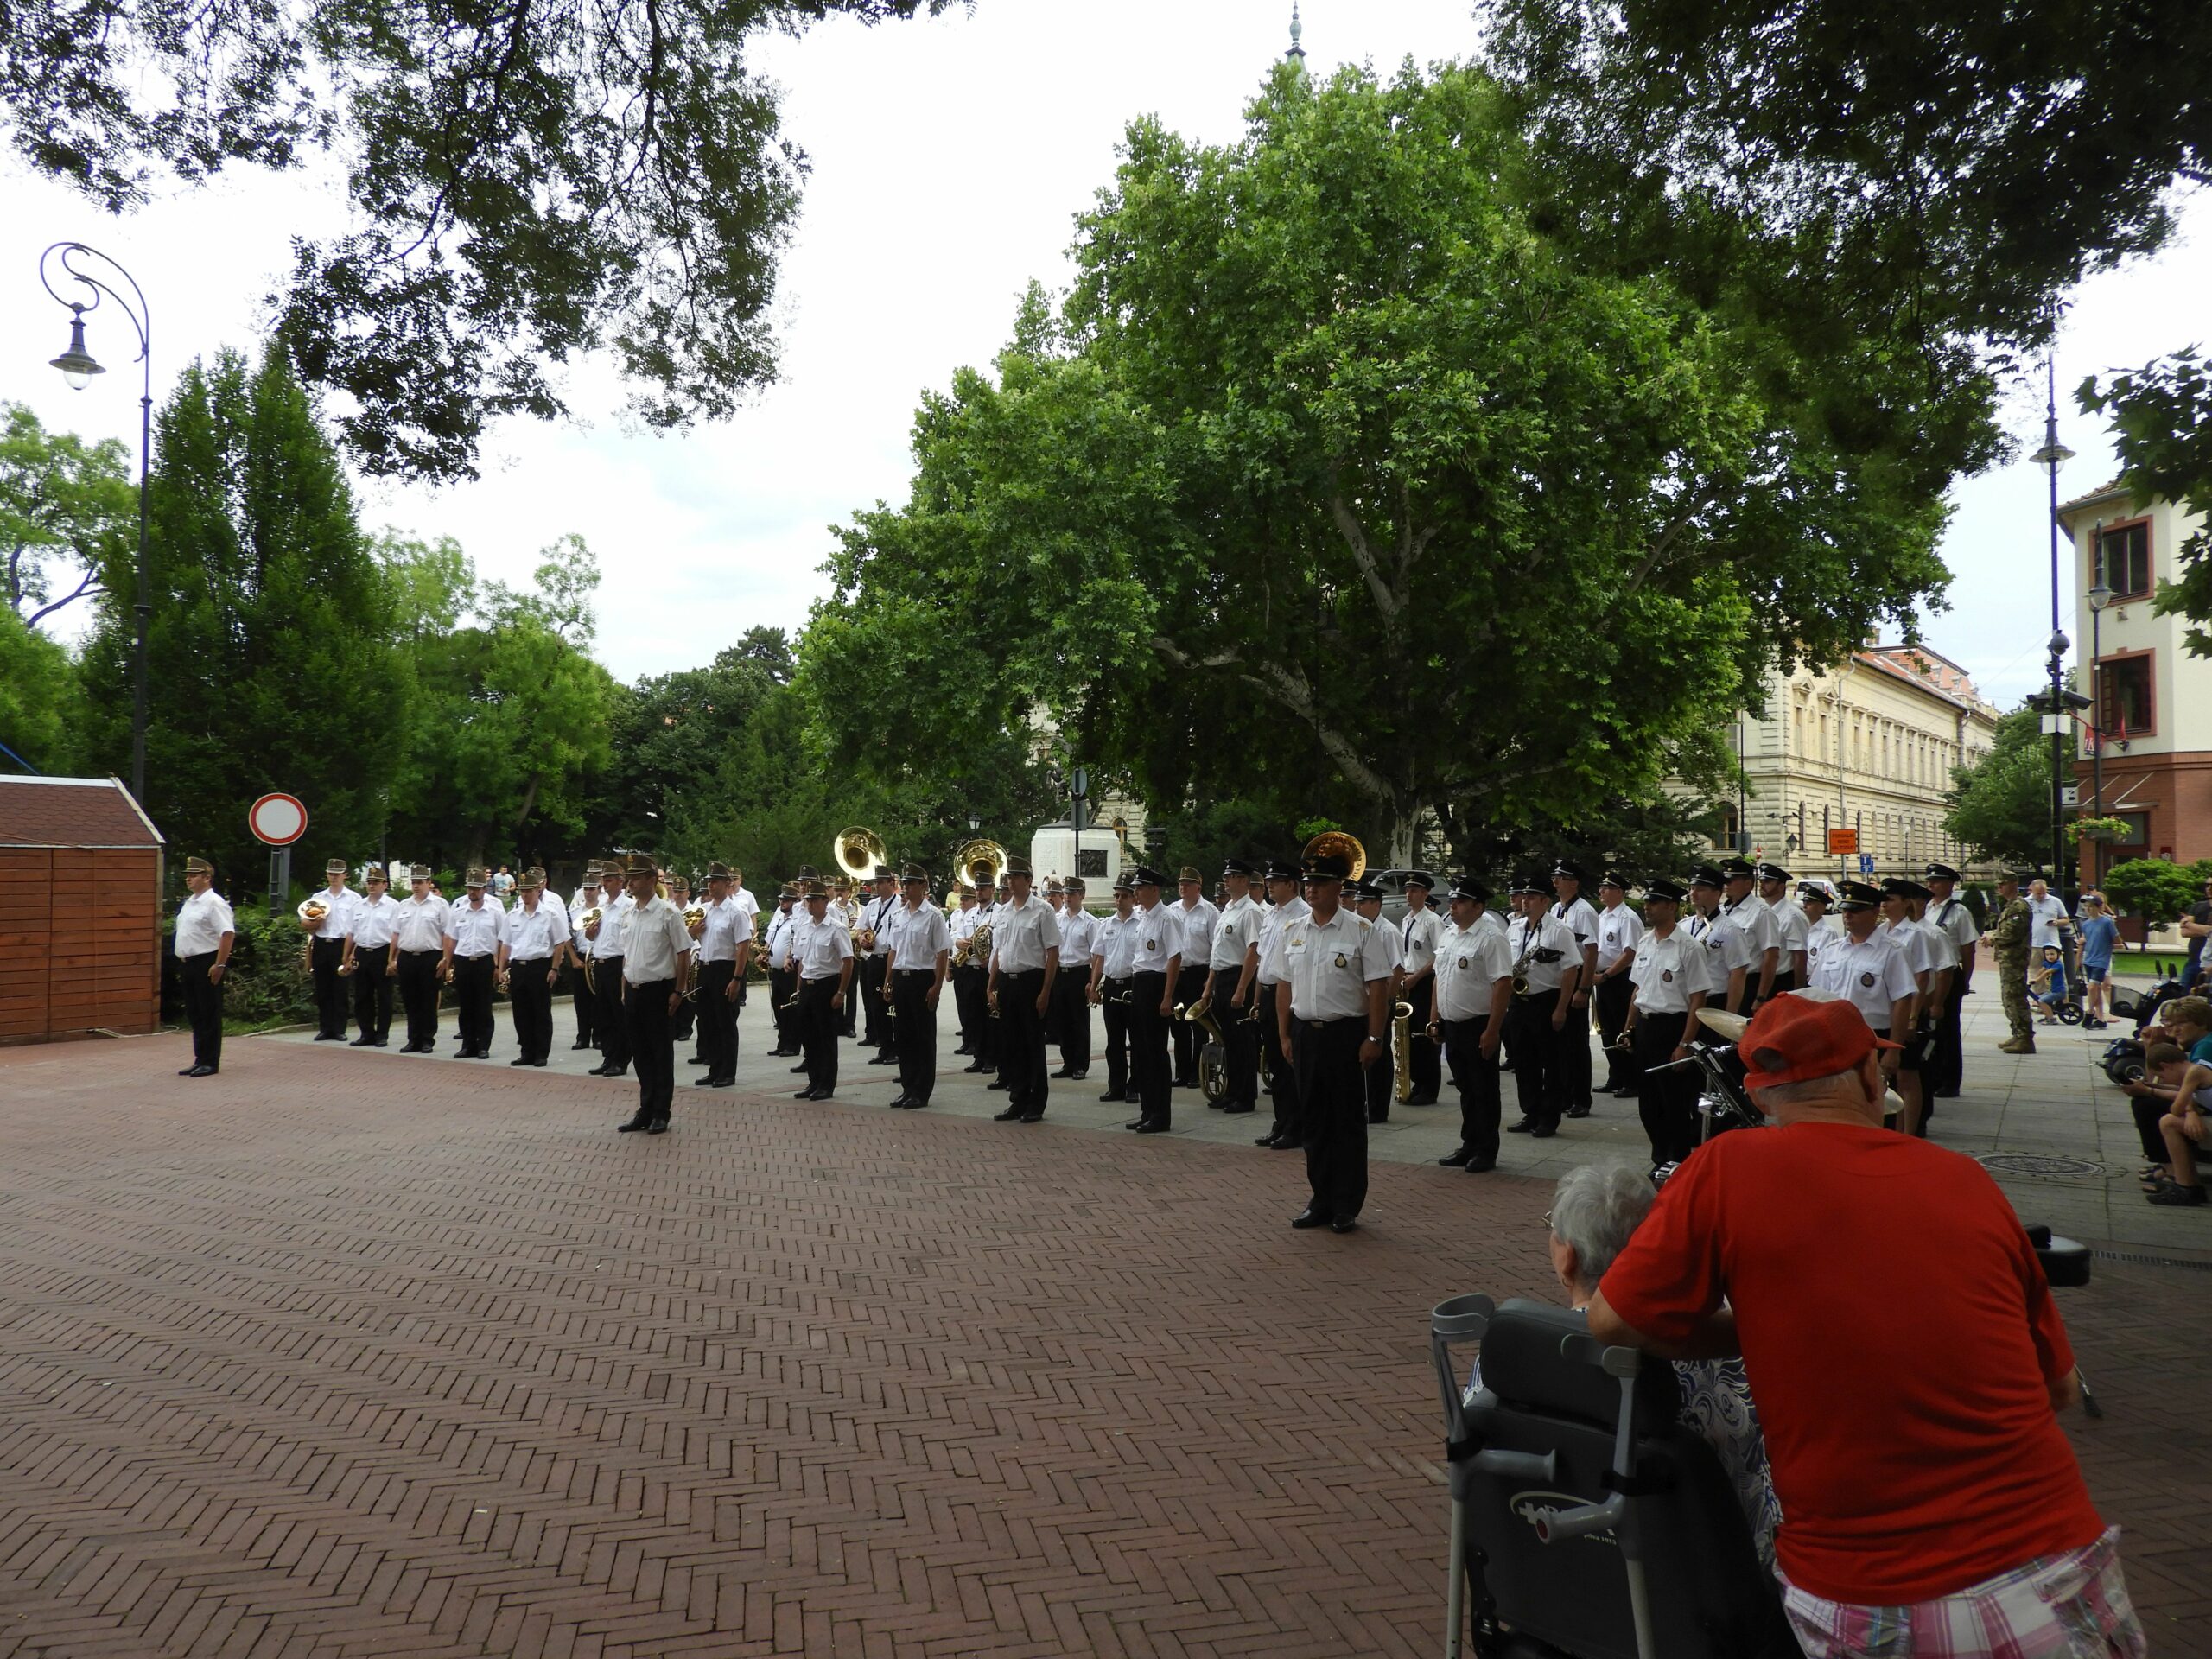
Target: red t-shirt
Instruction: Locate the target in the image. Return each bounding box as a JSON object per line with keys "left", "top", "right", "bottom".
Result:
{"left": 1599, "top": 1122, "right": 2102, "bottom": 1604}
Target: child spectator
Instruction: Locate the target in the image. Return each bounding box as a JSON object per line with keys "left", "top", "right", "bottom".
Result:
{"left": 2028, "top": 944, "right": 2068, "bottom": 1023}
{"left": 2077, "top": 895, "right": 2118, "bottom": 1030}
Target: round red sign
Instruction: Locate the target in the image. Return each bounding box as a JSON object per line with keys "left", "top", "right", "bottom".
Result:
{"left": 247, "top": 792, "right": 308, "bottom": 847}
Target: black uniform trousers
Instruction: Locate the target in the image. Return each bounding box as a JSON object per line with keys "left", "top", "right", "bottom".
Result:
{"left": 594, "top": 954, "right": 629, "bottom": 1072}
{"left": 311, "top": 935, "right": 348, "bottom": 1039}
{"left": 1100, "top": 976, "right": 1133, "bottom": 1095}
{"left": 891, "top": 970, "right": 938, "bottom": 1103}
{"left": 508, "top": 957, "right": 553, "bottom": 1062}
{"left": 1211, "top": 968, "right": 1257, "bottom": 1108}
{"left": 1129, "top": 969, "right": 1172, "bottom": 1127}
{"left": 1558, "top": 987, "right": 1593, "bottom": 1109}
{"left": 1595, "top": 972, "right": 1637, "bottom": 1091}
{"left": 1052, "top": 965, "right": 1092, "bottom": 1073}
{"left": 398, "top": 950, "right": 442, "bottom": 1048}
{"left": 1931, "top": 975, "right": 1968, "bottom": 1098}
{"left": 771, "top": 963, "right": 800, "bottom": 1052}
{"left": 1169, "top": 963, "right": 1210, "bottom": 1084}
{"left": 997, "top": 967, "right": 1050, "bottom": 1116}
{"left": 1402, "top": 976, "right": 1440, "bottom": 1102}
{"left": 625, "top": 977, "right": 677, "bottom": 1124}
{"left": 452, "top": 953, "right": 498, "bottom": 1053}
{"left": 799, "top": 976, "right": 842, "bottom": 1093}
{"left": 352, "top": 950, "right": 394, "bottom": 1042}
{"left": 698, "top": 959, "right": 739, "bottom": 1082}
{"left": 1441, "top": 1015, "right": 1500, "bottom": 1161}
{"left": 1364, "top": 1022, "right": 1395, "bottom": 1123}
{"left": 1261, "top": 982, "right": 1302, "bottom": 1141}
{"left": 860, "top": 954, "right": 891, "bottom": 1049}
{"left": 671, "top": 978, "right": 697, "bottom": 1049}
{"left": 182, "top": 950, "right": 225, "bottom": 1070}
{"left": 1633, "top": 1011, "right": 1696, "bottom": 1166}
{"left": 1294, "top": 1017, "right": 1369, "bottom": 1220}
{"left": 1506, "top": 988, "right": 1563, "bottom": 1128}
{"left": 570, "top": 957, "right": 595, "bottom": 1046}
{"left": 966, "top": 965, "right": 999, "bottom": 1067}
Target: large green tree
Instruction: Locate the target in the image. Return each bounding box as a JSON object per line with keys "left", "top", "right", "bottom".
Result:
{"left": 75, "top": 346, "right": 408, "bottom": 874}
{"left": 4, "top": 1, "right": 956, "bottom": 480}
{"left": 0, "top": 607, "right": 82, "bottom": 772}
{"left": 802, "top": 64, "right": 1963, "bottom": 867}
{"left": 1942, "top": 706, "right": 2074, "bottom": 872}
{"left": 2, "top": 401, "right": 136, "bottom": 630}
{"left": 385, "top": 532, "right": 618, "bottom": 868}
{"left": 2082, "top": 352, "right": 2212, "bottom": 657}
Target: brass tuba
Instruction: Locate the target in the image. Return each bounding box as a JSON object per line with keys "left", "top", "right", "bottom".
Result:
{"left": 952, "top": 838, "right": 1008, "bottom": 891}
{"left": 1177, "top": 990, "right": 1230, "bottom": 1104}
{"left": 834, "top": 826, "right": 890, "bottom": 885}
{"left": 1300, "top": 830, "right": 1367, "bottom": 883}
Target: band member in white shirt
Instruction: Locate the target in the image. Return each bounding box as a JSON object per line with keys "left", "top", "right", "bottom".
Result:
{"left": 1923, "top": 861, "right": 1980, "bottom": 1101}
{"left": 341, "top": 864, "right": 403, "bottom": 1047}
{"left": 1549, "top": 861, "right": 1602, "bottom": 1116}
{"left": 988, "top": 855, "right": 1063, "bottom": 1122}
{"left": 614, "top": 855, "right": 692, "bottom": 1134}
{"left": 394, "top": 863, "right": 450, "bottom": 1052}
{"left": 1251, "top": 860, "right": 1310, "bottom": 1150}
{"left": 174, "top": 856, "right": 235, "bottom": 1077}
{"left": 1351, "top": 878, "right": 1403, "bottom": 1123}
{"left": 440, "top": 867, "right": 507, "bottom": 1059}
{"left": 1169, "top": 868, "right": 1219, "bottom": 1090}
{"left": 1590, "top": 872, "right": 1645, "bottom": 1098}
{"left": 1505, "top": 875, "right": 1584, "bottom": 1137}
{"left": 1276, "top": 850, "right": 1395, "bottom": 1232}
{"left": 858, "top": 866, "right": 899, "bottom": 1058}
{"left": 1431, "top": 876, "right": 1514, "bottom": 1172}
{"left": 1208, "top": 859, "right": 1264, "bottom": 1114}
{"left": 584, "top": 860, "right": 632, "bottom": 1077}
{"left": 498, "top": 870, "right": 571, "bottom": 1067}
{"left": 1122, "top": 866, "right": 1184, "bottom": 1133}
{"left": 792, "top": 880, "right": 855, "bottom": 1100}
{"left": 567, "top": 861, "right": 601, "bottom": 1050}
{"left": 881, "top": 863, "right": 953, "bottom": 1109}
{"left": 691, "top": 862, "right": 750, "bottom": 1088}
{"left": 1051, "top": 879, "right": 1098, "bottom": 1081}
{"left": 1396, "top": 871, "right": 1445, "bottom": 1105}
{"left": 1621, "top": 877, "right": 1716, "bottom": 1167}
{"left": 1089, "top": 874, "right": 1141, "bottom": 1103}
{"left": 299, "top": 856, "right": 360, "bottom": 1041}
{"left": 764, "top": 886, "right": 802, "bottom": 1057}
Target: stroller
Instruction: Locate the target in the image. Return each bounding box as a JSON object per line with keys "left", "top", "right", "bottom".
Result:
{"left": 2100, "top": 975, "right": 2188, "bottom": 1085}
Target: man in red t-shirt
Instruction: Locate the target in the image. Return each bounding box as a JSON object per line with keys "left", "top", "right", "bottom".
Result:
{"left": 1589, "top": 994, "right": 2142, "bottom": 1657}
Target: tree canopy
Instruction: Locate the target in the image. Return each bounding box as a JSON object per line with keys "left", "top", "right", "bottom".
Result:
{"left": 2, "top": 0, "right": 957, "bottom": 481}
{"left": 2, "top": 402, "right": 135, "bottom": 630}
{"left": 802, "top": 63, "right": 1961, "bottom": 867}
{"left": 1942, "top": 706, "right": 2071, "bottom": 873}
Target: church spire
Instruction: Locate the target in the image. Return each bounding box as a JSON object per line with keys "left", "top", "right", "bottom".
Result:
{"left": 1286, "top": 3, "right": 1306, "bottom": 68}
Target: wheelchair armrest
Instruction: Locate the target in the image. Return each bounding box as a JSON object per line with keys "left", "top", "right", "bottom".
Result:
{"left": 1467, "top": 1448, "right": 1556, "bottom": 1483}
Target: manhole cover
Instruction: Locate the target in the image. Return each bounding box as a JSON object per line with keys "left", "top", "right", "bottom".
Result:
{"left": 1975, "top": 1153, "right": 2106, "bottom": 1179}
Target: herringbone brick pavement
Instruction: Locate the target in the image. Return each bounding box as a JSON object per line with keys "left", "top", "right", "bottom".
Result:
{"left": 0, "top": 1033, "right": 2203, "bottom": 1657}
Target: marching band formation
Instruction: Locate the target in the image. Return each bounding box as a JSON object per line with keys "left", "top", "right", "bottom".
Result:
{"left": 168, "top": 831, "right": 1987, "bottom": 1230}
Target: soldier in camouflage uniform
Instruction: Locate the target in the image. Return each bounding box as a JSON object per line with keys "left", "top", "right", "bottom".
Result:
{"left": 1990, "top": 869, "right": 2036, "bottom": 1055}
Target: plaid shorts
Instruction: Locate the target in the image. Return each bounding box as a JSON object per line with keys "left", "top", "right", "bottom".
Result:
{"left": 1780, "top": 1527, "right": 2145, "bottom": 1659}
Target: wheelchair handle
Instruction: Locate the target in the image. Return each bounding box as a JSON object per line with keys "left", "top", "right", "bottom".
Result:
{"left": 1534, "top": 1492, "right": 1628, "bottom": 1545}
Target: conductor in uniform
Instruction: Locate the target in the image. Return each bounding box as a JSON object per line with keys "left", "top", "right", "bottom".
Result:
{"left": 1276, "top": 850, "right": 1395, "bottom": 1233}
{"left": 174, "top": 857, "right": 235, "bottom": 1077}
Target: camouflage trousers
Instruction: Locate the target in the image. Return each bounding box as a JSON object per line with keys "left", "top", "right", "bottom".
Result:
{"left": 1999, "top": 957, "right": 2033, "bottom": 1039}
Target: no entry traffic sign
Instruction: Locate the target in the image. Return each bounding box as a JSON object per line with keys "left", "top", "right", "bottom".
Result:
{"left": 248, "top": 792, "right": 308, "bottom": 847}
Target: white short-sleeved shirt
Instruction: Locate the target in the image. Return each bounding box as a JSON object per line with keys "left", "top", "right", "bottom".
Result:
{"left": 444, "top": 895, "right": 506, "bottom": 957}
{"left": 1929, "top": 893, "right": 1980, "bottom": 957}
{"left": 1126, "top": 902, "right": 1184, "bottom": 976}
{"left": 1093, "top": 911, "right": 1140, "bottom": 979}
{"left": 1399, "top": 903, "right": 1445, "bottom": 978}
{"left": 990, "top": 894, "right": 1063, "bottom": 974}
{"left": 1714, "top": 893, "right": 1778, "bottom": 965}
{"left": 1056, "top": 906, "right": 1098, "bottom": 968}
{"left": 1173, "top": 898, "right": 1219, "bottom": 968}
{"left": 1629, "top": 928, "right": 1716, "bottom": 1015}
{"left": 348, "top": 892, "right": 403, "bottom": 950}
{"left": 1281, "top": 906, "right": 1394, "bottom": 1022}
{"left": 1363, "top": 912, "right": 1403, "bottom": 974}
{"left": 2025, "top": 894, "right": 2070, "bottom": 949}
{"left": 1596, "top": 902, "right": 1645, "bottom": 972}
{"left": 394, "top": 893, "right": 449, "bottom": 952}
{"left": 1763, "top": 894, "right": 1811, "bottom": 963}
{"left": 1810, "top": 930, "right": 1919, "bottom": 1030}
{"left": 796, "top": 912, "right": 855, "bottom": 981}
{"left": 1802, "top": 913, "right": 1844, "bottom": 982}
{"left": 1553, "top": 894, "right": 1599, "bottom": 960}
{"left": 622, "top": 895, "right": 693, "bottom": 984}
{"left": 884, "top": 900, "right": 952, "bottom": 970}
{"left": 1433, "top": 918, "right": 1513, "bottom": 1020}
{"left": 175, "top": 887, "right": 236, "bottom": 956}
{"left": 504, "top": 897, "right": 570, "bottom": 960}
{"left": 1913, "top": 914, "right": 1961, "bottom": 975}
{"left": 1256, "top": 896, "right": 1312, "bottom": 985}
{"left": 298, "top": 887, "right": 359, "bottom": 940}
{"left": 1880, "top": 916, "right": 1936, "bottom": 978}
{"left": 696, "top": 895, "right": 747, "bottom": 963}
{"left": 1507, "top": 912, "right": 1580, "bottom": 994}
{"left": 1210, "top": 893, "right": 1260, "bottom": 974}
{"left": 1693, "top": 912, "right": 1757, "bottom": 984}
{"left": 858, "top": 893, "right": 899, "bottom": 957}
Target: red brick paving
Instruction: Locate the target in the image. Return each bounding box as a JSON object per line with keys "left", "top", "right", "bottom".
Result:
{"left": 0, "top": 1032, "right": 2204, "bottom": 1657}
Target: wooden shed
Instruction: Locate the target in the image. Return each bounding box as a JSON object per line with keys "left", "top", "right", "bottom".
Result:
{"left": 0, "top": 775, "right": 165, "bottom": 1046}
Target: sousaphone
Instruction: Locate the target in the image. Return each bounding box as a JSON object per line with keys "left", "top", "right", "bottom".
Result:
{"left": 952, "top": 838, "right": 1008, "bottom": 890}
{"left": 1300, "top": 829, "right": 1367, "bottom": 883}
{"left": 834, "top": 826, "right": 890, "bottom": 884}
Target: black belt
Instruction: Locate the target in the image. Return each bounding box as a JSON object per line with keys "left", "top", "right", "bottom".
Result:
{"left": 893, "top": 967, "right": 936, "bottom": 976}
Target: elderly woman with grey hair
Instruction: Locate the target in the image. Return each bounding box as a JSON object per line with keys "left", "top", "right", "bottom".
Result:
{"left": 1469, "top": 1162, "right": 1782, "bottom": 1570}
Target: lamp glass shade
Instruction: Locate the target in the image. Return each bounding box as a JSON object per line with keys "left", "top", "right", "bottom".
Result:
{"left": 2087, "top": 581, "right": 2114, "bottom": 613}
{"left": 49, "top": 313, "right": 104, "bottom": 390}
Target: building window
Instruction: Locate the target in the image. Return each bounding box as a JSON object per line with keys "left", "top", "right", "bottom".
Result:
{"left": 2096, "top": 519, "right": 2151, "bottom": 601}
{"left": 2108, "top": 811, "right": 2150, "bottom": 849}
{"left": 2096, "top": 652, "right": 2155, "bottom": 738}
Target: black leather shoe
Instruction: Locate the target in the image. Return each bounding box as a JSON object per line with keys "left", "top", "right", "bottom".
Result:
{"left": 1097, "top": 1090, "right": 1124, "bottom": 1102}
{"left": 993, "top": 1106, "right": 1024, "bottom": 1122}
{"left": 373, "top": 1039, "right": 390, "bottom": 1047}
{"left": 1124, "top": 1118, "right": 1148, "bottom": 1131}
{"left": 1133, "top": 1120, "right": 1169, "bottom": 1135}
{"left": 806, "top": 1088, "right": 834, "bottom": 1101}
{"left": 1506, "top": 1117, "right": 1537, "bottom": 1134}
{"left": 314, "top": 1033, "right": 341, "bottom": 1042}
{"left": 178, "top": 1065, "right": 197, "bottom": 1076}
{"left": 987, "top": 1079, "right": 1010, "bottom": 1090}
{"left": 1565, "top": 1105, "right": 1592, "bottom": 1119}
{"left": 1173, "top": 1077, "right": 1196, "bottom": 1090}
{"left": 531, "top": 1059, "right": 549, "bottom": 1067}
{"left": 1269, "top": 1136, "right": 1303, "bottom": 1151}
{"left": 570, "top": 1038, "right": 594, "bottom": 1050}
{"left": 710, "top": 1077, "right": 734, "bottom": 1088}
{"left": 1530, "top": 1122, "right": 1558, "bottom": 1139}
{"left": 1017, "top": 1112, "right": 1043, "bottom": 1123}
{"left": 349, "top": 1035, "right": 374, "bottom": 1047}
{"left": 903, "top": 1098, "right": 931, "bottom": 1110}
{"left": 616, "top": 1116, "right": 651, "bottom": 1132}
{"left": 1065, "top": 1070, "right": 1086, "bottom": 1080}
{"left": 686, "top": 1056, "right": 709, "bottom": 1066}
{"left": 694, "top": 1076, "right": 717, "bottom": 1086}
{"left": 963, "top": 1062, "right": 989, "bottom": 1074}
{"left": 1255, "top": 1132, "right": 1282, "bottom": 1147}
{"left": 645, "top": 1120, "right": 670, "bottom": 1135}
{"left": 794, "top": 1087, "right": 817, "bottom": 1098}
{"left": 1328, "top": 1215, "right": 1358, "bottom": 1234}
{"left": 1224, "top": 1102, "right": 1254, "bottom": 1114}
{"left": 1465, "top": 1157, "right": 1497, "bottom": 1173}
{"left": 510, "top": 1057, "right": 531, "bottom": 1066}
{"left": 186, "top": 1065, "right": 217, "bottom": 1077}
{"left": 868, "top": 1053, "right": 897, "bottom": 1065}
{"left": 1050, "top": 1067, "right": 1073, "bottom": 1078}
{"left": 1291, "top": 1208, "right": 1329, "bottom": 1230}
{"left": 790, "top": 1063, "right": 810, "bottom": 1073}
{"left": 1438, "top": 1147, "right": 1473, "bottom": 1167}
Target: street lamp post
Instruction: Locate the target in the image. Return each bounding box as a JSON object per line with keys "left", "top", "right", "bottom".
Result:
{"left": 2086, "top": 552, "right": 2114, "bottom": 890}
{"left": 41, "top": 244, "right": 153, "bottom": 808}
{"left": 2028, "top": 348, "right": 2075, "bottom": 896}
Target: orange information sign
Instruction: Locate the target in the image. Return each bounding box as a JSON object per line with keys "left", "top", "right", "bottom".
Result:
{"left": 1827, "top": 827, "right": 1859, "bottom": 855}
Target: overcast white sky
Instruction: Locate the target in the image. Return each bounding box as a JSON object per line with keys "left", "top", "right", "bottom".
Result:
{"left": 3, "top": 0, "right": 2205, "bottom": 710}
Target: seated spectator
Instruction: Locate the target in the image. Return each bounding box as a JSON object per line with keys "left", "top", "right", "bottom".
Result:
{"left": 2144, "top": 995, "right": 2212, "bottom": 1208}
{"left": 1589, "top": 995, "right": 2141, "bottom": 1659}
{"left": 2029, "top": 944, "right": 2068, "bottom": 1022}
{"left": 2076, "top": 896, "right": 2119, "bottom": 1029}
{"left": 2123, "top": 1042, "right": 2190, "bottom": 1185}
{"left": 1465, "top": 1163, "right": 1781, "bottom": 1570}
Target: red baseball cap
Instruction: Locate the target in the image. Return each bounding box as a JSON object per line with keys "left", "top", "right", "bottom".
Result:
{"left": 1735, "top": 992, "right": 1900, "bottom": 1094}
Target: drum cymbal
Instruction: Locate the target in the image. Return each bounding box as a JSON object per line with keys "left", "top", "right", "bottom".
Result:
{"left": 1694, "top": 1007, "right": 1750, "bottom": 1042}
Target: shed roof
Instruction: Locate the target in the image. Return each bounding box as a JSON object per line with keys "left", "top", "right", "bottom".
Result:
{"left": 0, "top": 776, "right": 165, "bottom": 849}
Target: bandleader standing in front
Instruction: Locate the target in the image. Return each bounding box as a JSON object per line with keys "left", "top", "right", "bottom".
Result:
{"left": 174, "top": 856, "right": 235, "bottom": 1077}
{"left": 988, "top": 855, "right": 1062, "bottom": 1123}
{"left": 793, "top": 880, "right": 854, "bottom": 1100}
{"left": 882, "top": 863, "right": 952, "bottom": 1109}
{"left": 1276, "top": 850, "right": 1395, "bottom": 1232}
{"left": 616, "top": 855, "right": 691, "bottom": 1133}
